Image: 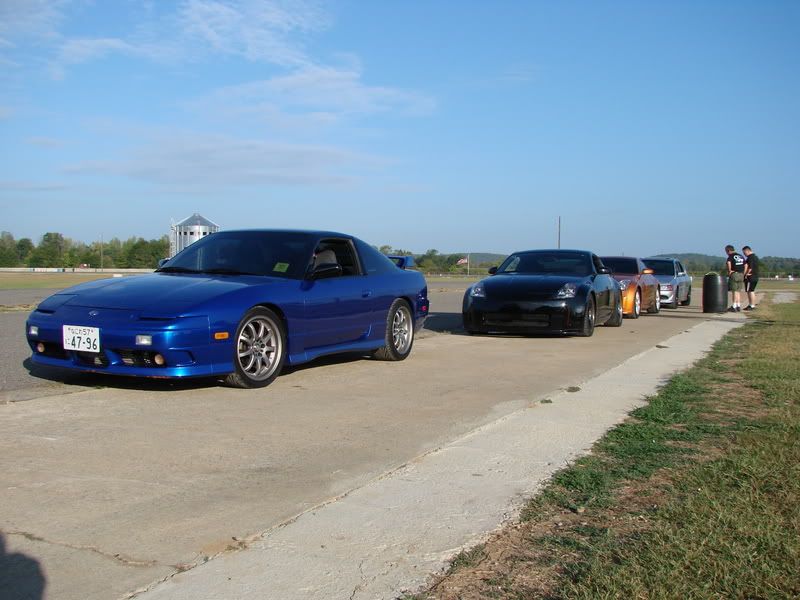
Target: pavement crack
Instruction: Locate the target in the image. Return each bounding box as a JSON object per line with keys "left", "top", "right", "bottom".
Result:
{"left": 349, "top": 558, "right": 368, "bottom": 600}
{"left": 4, "top": 529, "right": 161, "bottom": 568}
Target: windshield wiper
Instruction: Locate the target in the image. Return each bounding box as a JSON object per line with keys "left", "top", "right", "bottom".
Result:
{"left": 156, "top": 266, "right": 199, "bottom": 273}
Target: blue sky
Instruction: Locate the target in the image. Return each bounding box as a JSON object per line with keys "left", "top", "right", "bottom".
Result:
{"left": 1, "top": 1, "right": 798, "bottom": 257}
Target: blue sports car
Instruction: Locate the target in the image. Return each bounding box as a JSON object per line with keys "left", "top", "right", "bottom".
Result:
{"left": 25, "top": 230, "right": 430, "bottom": 388}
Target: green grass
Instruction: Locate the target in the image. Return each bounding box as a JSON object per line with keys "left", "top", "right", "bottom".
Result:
{"left": 416, "top": 299, "right": 800, "bottom": 599}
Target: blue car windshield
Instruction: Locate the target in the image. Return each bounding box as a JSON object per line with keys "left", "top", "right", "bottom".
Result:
{"left": 159, "top": 231, "right": 317, "bottom": 279}
{"left": 498, "top": 252, "right": 593, "bottom": 276}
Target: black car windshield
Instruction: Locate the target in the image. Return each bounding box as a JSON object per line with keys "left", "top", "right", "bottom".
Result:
{"left": 158, "top": 231, "right": 317, "bottom": 279}
{"left": 642, "top": 259, "right": 676, "bottom": 276}
{"left": 497, "top": 251, "right": 593, "bottom": 276}
{"left": 600, "top": 257, "right": 638, "bottom": 275}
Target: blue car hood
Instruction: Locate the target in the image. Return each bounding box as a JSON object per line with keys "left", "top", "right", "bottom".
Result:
{"left": 49, "top": 273, "right": 283, "bottom": 315}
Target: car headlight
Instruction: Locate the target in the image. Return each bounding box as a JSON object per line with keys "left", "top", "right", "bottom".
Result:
{"left": 618, "top": 279, "right": 631, "bottom": 291}
{"left": 661, "top": 284, "right": 674, "bottom": 291}
{"left": 555, "top": 283, "right": 577, "bottom": 299}
{"left": 469, "top": 282, "right": 486, "bottom": 298}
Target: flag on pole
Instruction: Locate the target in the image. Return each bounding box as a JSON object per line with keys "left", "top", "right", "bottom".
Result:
{"left": 456, "top": 257, "right": 468, "bottom": 265}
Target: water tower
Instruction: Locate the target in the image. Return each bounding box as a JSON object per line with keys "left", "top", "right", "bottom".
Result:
{"left": 169, "top": 213, "right": 220, "bottom": 257}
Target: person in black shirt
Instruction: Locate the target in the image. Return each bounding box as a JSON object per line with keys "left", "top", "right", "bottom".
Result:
{"left": 742, "top": 245, "right": 759, "bottom": 310}
{"left": 725, "top": 244, "right": 746, "bottom": 312}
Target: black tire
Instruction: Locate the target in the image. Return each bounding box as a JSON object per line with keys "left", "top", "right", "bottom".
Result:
{"left": 606, "top": 295, "right": 623, "bottom": 327}
{"left": 647, "top": 287, "right": 661, "bottom": 314}
{"left": 225, "top": 307, "right": 286, "bottom": 388}
{"left": 373, "top": 299, "right": 415, "bottom": 361}
{"left": 626, "top": 289, "right": 641, "bottom": 319}
{"left": 577, "top": 296, "right": 596, "bottom": 337}
{"left": 680, "top": 288, "right": 692, "bottom": 306}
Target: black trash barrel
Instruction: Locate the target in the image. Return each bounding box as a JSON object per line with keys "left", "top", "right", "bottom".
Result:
{"left": 702, "top": 272, "right": 728, "bottom": 313}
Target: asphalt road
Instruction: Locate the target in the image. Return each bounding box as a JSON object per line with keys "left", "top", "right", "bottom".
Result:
{"left": 0, "top": 282, "right": 744, "bottom": 599}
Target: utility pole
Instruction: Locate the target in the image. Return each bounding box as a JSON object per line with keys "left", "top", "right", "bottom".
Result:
{"left": 557, "top": 216, "right": 561, "bottom": 249}
{"left": 100, "top": 234, "right": 104, "bottom": 271}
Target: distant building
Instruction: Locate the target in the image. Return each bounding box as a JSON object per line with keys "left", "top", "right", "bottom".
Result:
{"left": 169, "top": 213, "right": 220, "bottom": 257}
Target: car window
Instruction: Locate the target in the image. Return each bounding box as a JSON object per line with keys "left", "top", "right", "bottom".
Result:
{"left": 498, "top": 251, "right": 592, "bottom": 276}
{"left": 355, "top": 239, "right": 399, "bottom": 275}
{"left": 311, "top": 239, "right": 361, "bottom": 277}
{"left": 642, "top": 259, "right": 677, "bottom": 277}
{"left": 161, "top": 231, "right": 315, "bottom": 279}
{"left": 599, "top": 257, "right": 638, "bottom": 274}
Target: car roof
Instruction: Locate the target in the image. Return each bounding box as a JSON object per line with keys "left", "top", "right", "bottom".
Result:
{"left": 643, "top": 257, "right": 678, "bottom": 262}
{"left": 218, "top": 229, "right": 353, "bottom": 239}
{"left": 511, "top": 249, "right": 593, "bottom": 255}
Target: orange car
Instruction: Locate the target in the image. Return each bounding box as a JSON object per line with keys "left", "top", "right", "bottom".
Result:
{"left": 600, "top": 256, "right": 660, "bottom": 318}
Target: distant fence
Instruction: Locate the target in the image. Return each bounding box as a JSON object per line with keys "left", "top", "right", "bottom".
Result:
{"left": 0, "top": 268, "right": 153, "bottom": 274}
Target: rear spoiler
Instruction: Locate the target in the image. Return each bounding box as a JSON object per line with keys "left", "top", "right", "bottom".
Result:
{"left": 387, "top": 255, "right": 416, "bottom": 270}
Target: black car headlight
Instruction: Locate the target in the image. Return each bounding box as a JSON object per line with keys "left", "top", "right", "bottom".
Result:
{"left": 469, "top": 282, "right": 486, "bottom": 298}
{"left": 555, "top": 283, "right": 577, "bottom": 299}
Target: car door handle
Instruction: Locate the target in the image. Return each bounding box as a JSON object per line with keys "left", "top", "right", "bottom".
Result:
{"left": 362, "top": 290, "right": 373, "bottom": 298}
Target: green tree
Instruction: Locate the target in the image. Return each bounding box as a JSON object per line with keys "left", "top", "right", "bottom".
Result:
{"left": 16, "top": 238, "right": 34, "bottom": 264}
{"left": 28, "top": 232, "right": 67, "bottom": 267}
{"left": 0, "top": 232, "right": 19, "bottom": 266}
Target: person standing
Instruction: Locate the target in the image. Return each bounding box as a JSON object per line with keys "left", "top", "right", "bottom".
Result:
{"left": 742, "top": 245, "right": 760, "bottom": 310}
{"left": 725, "top": 244, "right": 745, "bottom": 312}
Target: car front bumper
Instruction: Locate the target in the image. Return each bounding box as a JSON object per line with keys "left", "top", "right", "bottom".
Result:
{"left": 462, "top": 296, "right": 586, "bottom": 334}
{"left": 25, "top": 311, "right": 232, "bottom": 379}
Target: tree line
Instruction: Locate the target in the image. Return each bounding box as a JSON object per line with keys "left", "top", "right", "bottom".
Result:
{"left": 0, "top": 231, "right": 169, "bottom": 269}
{"left": 2, "top": 233, "right": 797, "bottom": 276}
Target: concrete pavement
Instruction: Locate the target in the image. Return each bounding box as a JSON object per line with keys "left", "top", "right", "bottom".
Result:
{"left": 0, "top": 283, "right": 747, "bottom": 600}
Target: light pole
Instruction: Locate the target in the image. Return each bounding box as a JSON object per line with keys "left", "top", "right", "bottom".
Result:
{"left": 557, "top": 216, "right": 561, "bottom": 249}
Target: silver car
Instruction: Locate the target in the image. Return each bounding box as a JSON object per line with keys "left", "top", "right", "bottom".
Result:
{"left": 642, "top": 257, "right": 692, "bottom": 308}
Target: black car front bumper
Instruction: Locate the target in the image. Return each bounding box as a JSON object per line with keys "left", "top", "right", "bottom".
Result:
{"left": 462, "top": 297, "right": 587, "bottom": 334}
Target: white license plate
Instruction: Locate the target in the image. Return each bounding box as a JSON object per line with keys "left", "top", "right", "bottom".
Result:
{"left": 63, "top": 325, "right": 101, "bottom": 353}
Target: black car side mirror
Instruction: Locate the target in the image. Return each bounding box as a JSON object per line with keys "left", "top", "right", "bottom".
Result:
{"left": 488, "top": 266, "right": 498, "bottom": 275}
{"left": 309, "top": 263, "right": 343, "bottom": 280}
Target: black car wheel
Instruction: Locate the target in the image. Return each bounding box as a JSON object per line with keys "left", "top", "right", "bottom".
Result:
{"left": 647, "top": 287, "right": 661, "bottom": 314}
{"left": 226, "top": 307, "right": 286, "bottom": 389}
{"left": 374, "top": 299, "right": 414, "bottom": 361}
{"left": 606, "top": 295, "right": 623, "bottom": 327}
{"left": 577, "top": 296, "right": 596, "bottom": 337}
{"left": 681, "top": 289, "right": 692, "bottom": 306}
{"left": 627, "top": 289, "right": 641, "bottom": 319}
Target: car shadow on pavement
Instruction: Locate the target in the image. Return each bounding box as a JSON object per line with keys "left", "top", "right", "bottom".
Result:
{"left": 0, "top": 533, "right": 46, "bottom": 600}
{"left": 22, "top": 358, "right": 220, "bottom": 393}
{"left": 423, "top": 311, "right": 465, "bottom": 335}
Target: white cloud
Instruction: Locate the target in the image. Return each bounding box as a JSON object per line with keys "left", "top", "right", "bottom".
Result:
{"left": 25, "top": 136, "right": 65, "bottom": 148}
{"left": 63, "top": 133, "right": 376, "bottom": 188}
{"left": 0, "top": 0, "right": 69, "bottom": 46}
{"left": 178, "top": 0, "right": 326, "bottom": 66}
{"left": 0, "top": 180, "right": 68, "bottom": 191}
{"left": 199, "top": 64, "right": 436, "bottom": 126}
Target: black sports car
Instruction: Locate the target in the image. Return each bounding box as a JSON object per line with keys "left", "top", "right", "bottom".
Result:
{"left": 462, "top": 249, "right": 623, "bottom": 336}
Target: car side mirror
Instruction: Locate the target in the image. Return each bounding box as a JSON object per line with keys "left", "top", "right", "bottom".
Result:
{"left": 642, "top": 268, "right": 654, "bottom": 275}
{"left": 598, "top": 267, "right": 611, "bottom": 274}
{"left": 678, "top": 271, "right": 686, "bottom": 276}
{"left": 309, "top": 263, "right": 343, "bottom": 280}
{"left": 488, "top": 266, "right": 498, "bottom": 275}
